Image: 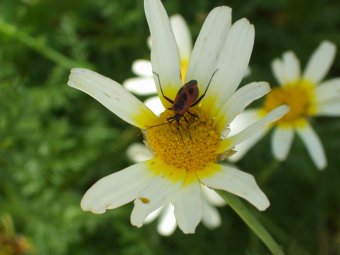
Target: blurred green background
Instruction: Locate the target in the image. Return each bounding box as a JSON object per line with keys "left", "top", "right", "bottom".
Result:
{"left": 0, "top": 0, "right": 339, "bottom": 254}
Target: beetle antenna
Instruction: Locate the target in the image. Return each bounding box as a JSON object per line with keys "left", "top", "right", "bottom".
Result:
{"left": 191, "top": 69, "right": 219, "bottom": 107}
{"left": 142, "top": 121, "right": 172, "bottom": 132}
{"left": 152, "top": 71, "right": 174, "bottom": 104}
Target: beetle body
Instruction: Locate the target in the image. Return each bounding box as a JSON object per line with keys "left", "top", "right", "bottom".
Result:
{"left": 151, "top": 70, "right": 218, "bottom": 139}
{"left": 168, "top": 80, "right": 199, "bottom": 125}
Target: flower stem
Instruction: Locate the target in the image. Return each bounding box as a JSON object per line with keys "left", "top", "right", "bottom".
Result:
{"left": 218, "top": 191, "right": 285, "bottom": 255}
{"left": 259, "top": 159, "right": 281, "bottom": 184}
{"left": 257, "top": 213, "right": 309, "bottom": 255}
{"left": 0, "top": 19, "right": 90, "bottom": 69}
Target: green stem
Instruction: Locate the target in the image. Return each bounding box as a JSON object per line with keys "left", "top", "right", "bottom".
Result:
{"left": 259, "top": 159, "right": 281, "bottom": 184}
{"left": 0, "top": 19, "right": 90, "bottom": 69}
{"left": 218, "top": 191, "right": 285, "bottom": 255}
{"left": 257, "top": 213, "right": 310, "bottom": 255}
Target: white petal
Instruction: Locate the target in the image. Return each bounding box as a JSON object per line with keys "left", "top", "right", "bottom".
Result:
{"left": 123, "top": 77, "right": 157, "bottom": 95}
{"left": 296, "top": 123, "right": 327, "bottom": 170}
{"left": 170, "top": 14, "right": 192, "bottom": 60}
{"left": 227, "top": 110, "right": 268, "bottom": 161}
{"left": 282, "top": 51, "right": 301, "bottom": 83}
{"left": 271, "top": 127, "right": 294, "bottom": 161}
{"left": 130, "top": 173, "right": 183, "bottom": 227}
{"left": 315, "top": 78, "right": 340, "bottom": 103}
{"left": 68, "top": 68, "right": 157, "bottom": 129}
{"left": 206, "top": 18, "right": 255, "bottom": 112}
{"left": 144, "top": 96, "right": 165, "bottom": 116}
{"left": 303, "top": 41, "right": 337, "bottom": 83}
{"left": 229, "top": 126, "right": 269, "bottom": 162}
{"left": 202, "top": 186, "right": 226, "bottom": 207}
{"left": 228, "top": 109, "right": 269, "bottom": 162}
{"left": 185, "top": 7, "right": 231, "bottom": 88}
{"left": 127, "top": 143, "right": 153, "bottom": 163}
{"left": 202, "top": 200, "right": 221, "bottom": 229}
{"left": 214, "top": 82, "right": 270, "bottom": 131}
{"left": 132, "top": 59, "right": 153, "bottom": 77}
{"left": 144, "top": 207, "right": 162, "bottom": 224}
{"left": 158, "top": 204, "right": 177, "bottom": 236}
{"left": 81, "top": 162, "right": 152, "bottom": 214}
{"left": 228, "top": 109, "right": 261, "bottom": 136}
{"left": 316, "top": 100, "right": 340, "bottom": 116}
{"left": 271, "top": 58, "right": 286, "bottom": 85}
{"left": 218, "top": 106, "right": 289, "bottom": 153}
{"left": 145, "top": 0, "right": 181, "bottom": 107}
{"left": 198, "top": 164, "right": 270, "bottom": 211}
{"left": 173, "top": 181, "right": 203, "bottom": 234}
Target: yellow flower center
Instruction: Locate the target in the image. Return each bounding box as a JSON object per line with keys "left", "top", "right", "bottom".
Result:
{"left": 263, "top": 80, "right": 316, "bottom": 126}
{"left": 144, "top": 107, "right": 221, "bottom": 171}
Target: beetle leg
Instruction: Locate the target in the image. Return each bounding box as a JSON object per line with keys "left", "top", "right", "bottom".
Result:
{"left": 187, "top": 110, "right": 204, "bottom": 124}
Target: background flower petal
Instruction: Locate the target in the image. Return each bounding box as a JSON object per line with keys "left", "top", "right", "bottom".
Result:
{"left": 316, "top": 100, "right": 340, "bottom": 116}
{"left": 315, "top": 78, "right": 340, "bottom": 103}
{"left": 202, "top": 186, "right": 226, "bottom": 206}
{"left": 158, "top": 204, "right": 177, "bottom": 236}
{"left": 271, "top": 127, "right": 294, "bottom": 161}
{"left": 144, "top": 96, "right": 165, "bottom": 115}
{"left": 127, "top": 143, "right": 153, "bottom": 163}
{"left": 282, "top": 51, "right": 301, "bottom": 83}
{"left": 123, "top": 77, "right": 157, "bottom": 95}
{"left": 170, "top": 14, "right": 192, "bottom": 61}
{"left": 303, "top": 40, "right": 336, "bottom": 84}
{"left": 132, "top": 59, "right": 153, "bottom": 77}
{"left": 144, "top": 207, "right": 162, "bottom": 224}
{"left": 271, "top": 58, "right": 287, "bottom": 85}
{"left": 296, "top": 122, "right": 327, "bottom": 170}
{"left": 201, "top": 200, "right": 221, "bottom": 229}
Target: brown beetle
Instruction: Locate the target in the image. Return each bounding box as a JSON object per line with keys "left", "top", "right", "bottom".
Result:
{"left": 153, "top": 69, "right": 218, "bottom": 127}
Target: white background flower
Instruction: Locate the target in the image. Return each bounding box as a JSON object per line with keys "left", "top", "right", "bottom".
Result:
{"left": 229, "top": 41, "right": 340, "bottom": 170}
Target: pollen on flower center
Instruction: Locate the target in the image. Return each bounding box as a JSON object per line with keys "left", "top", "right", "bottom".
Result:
{"left": 263, "top": 80, "right": 316, "bottom": 124}
{"left": 144, "top": 108, "right": 221, "bottom": 171}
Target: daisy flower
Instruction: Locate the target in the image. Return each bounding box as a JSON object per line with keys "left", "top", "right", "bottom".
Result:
{"left": 127, "top": 143, "right": 226, "bottom": 236}
{"left": 124, "top": 14, "right": 226, "bottom": 235}
{"left": 68, "top": 0, "right": 289, "bottom": 234}
{"left": 229, "top": 41, "right": 338, "bottom": 170}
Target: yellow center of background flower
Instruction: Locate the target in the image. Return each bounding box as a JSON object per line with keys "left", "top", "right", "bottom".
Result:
{"left": 263, "top": 80, "right": 316, "bottom": 125}
{"left": 180, "top": 59, "right": 189, "bottom": 83}
{"left": 145, "top": 108, "right": 221, "bottom": 171}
